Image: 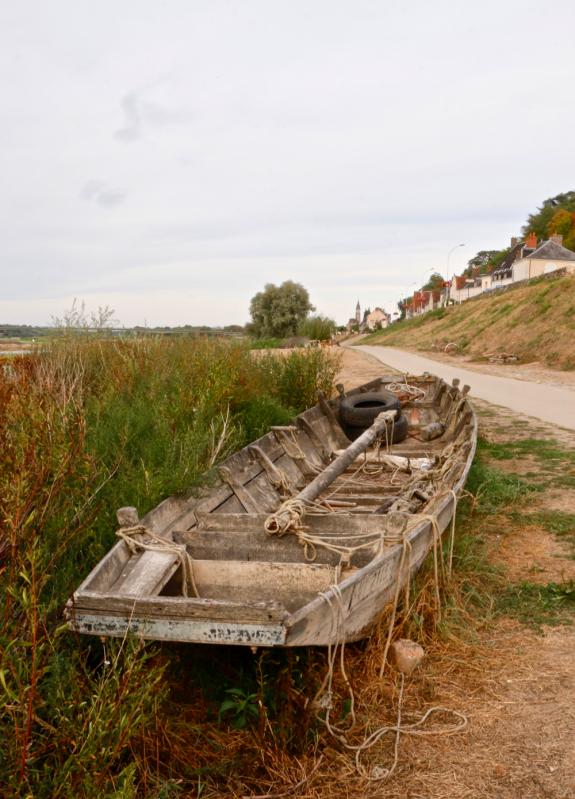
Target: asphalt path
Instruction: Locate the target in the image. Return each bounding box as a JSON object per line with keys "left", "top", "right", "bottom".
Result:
{"left": 353, "top": 345, "right": 575, "bottom": 431}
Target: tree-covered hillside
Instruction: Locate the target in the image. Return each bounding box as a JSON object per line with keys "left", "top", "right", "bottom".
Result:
{"left": 463, "top": 191, "right": 575, "bottom": 277}
{"left": 522, "top": 191, "right": 575, "bottom": 250}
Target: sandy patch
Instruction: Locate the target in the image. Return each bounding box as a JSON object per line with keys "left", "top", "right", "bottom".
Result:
{"left": 335, "top": 345, "right": 401, "bottom": 390}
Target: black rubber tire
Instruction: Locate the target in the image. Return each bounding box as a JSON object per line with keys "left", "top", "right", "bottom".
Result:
{"left": 339, "top": 390, "right": 401, "bottom": 428}
{"left": 343, "top": 413, "right": 409, "bottom": 445}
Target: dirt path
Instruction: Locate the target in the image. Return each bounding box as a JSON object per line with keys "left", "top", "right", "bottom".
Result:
{"left": 330, "top": 350, "right": 575, "bottom": 799}
{"left": 352, "top": 344, "right": 575, "bottom": 431}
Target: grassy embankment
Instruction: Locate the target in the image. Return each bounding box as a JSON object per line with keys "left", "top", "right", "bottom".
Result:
{"left": 2, "top": 337, "right": 574, "bottom": 797}
{"left": 361, "top": 272, "right": 575, "bottom": 369}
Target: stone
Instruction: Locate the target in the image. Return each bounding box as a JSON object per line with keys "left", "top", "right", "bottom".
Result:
{"left": 391, "top": 638, "right": 425, "bottom": 675}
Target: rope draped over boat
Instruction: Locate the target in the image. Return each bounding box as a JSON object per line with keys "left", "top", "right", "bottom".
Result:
{"left": 115, "top": 524, "right": 199, "bottom": 597}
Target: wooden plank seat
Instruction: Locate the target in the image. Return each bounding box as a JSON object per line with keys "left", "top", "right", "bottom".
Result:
{"left": 195, "top": 512, "right": 392, "bottom": 535}
{"left": 84, "top": 538, "right": 182, "bottom": 598}
{"left": 173, "top": 528, "right": 381, "bottom": 568}
{"left": 108, "top": 550, "right": 181, "bottom": 597}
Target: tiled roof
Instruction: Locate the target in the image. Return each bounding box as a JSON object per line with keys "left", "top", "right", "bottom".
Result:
{"left": 492, "top": 242, "right": 523, "bottom": 275}
{"left": 528, "top": 240, "right": 575, "bottom": 261}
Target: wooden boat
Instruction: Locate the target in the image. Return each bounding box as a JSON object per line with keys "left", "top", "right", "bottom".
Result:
{"left": 66, "top": 374, "right": 476, "bottom": 647}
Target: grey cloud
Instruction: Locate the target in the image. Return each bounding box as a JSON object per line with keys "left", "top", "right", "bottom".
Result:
{"left": 80, "top": 180, "right": 106, "bottom": 200}
{"left": 114, "top": 88, "right": 193, "bottom": 142}
{"left": 114, "top": 92, "right": 141, "bottom": 141}
{"left": 97, "top": 189, "right": 126, "bottom": 207}
{"left": 80, "top": 181, "right": 126, "bottom": 208}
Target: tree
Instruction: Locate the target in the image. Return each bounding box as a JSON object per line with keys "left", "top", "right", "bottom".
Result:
{"left": 248, "top": 281, "right": 315, "bottom": 338}
{"left": 421, "top": 273, "right": 445, "bottom": 291}
{"left": 522, "top": 191, "right": 575, "bottom": 241}
{"left": 549, "top": 208, "right": 575, "bottom": 238}
{"left": 466, "top": 250, "right": 502, "bottom": 272}
{"left": 298, "top": 315, "right": 336, "bottom": 341}
{"left": 397, "top": 297, "right": 411, "bottom": 321}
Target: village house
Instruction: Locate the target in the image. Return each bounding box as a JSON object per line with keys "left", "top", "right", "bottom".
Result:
{"left": 450, "top": 234, "right": 575, "bottom": 304}
{"left": 406, "top": 289, "right": 443, "bottom": 317}
{"left": 511, "top": 234, "right": 575, "bottom": 280}
{"left": 347, "top": 301, "right": 391, "bottom": 331}
{"left": 491, "top": 235, "right": 536, "bottom": 288}
{"left": 365, "top": 307, "right": 390, "bottom": 330}
{"left": 448, "top": 275, "right": 484, "bottom": 303}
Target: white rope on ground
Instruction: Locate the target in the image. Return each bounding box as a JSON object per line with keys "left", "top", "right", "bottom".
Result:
{"left": 316, "top": 577, "right": 468, "bottom": 782}
{"left": 116, "top": 524, "right": 199, "bottom": 597}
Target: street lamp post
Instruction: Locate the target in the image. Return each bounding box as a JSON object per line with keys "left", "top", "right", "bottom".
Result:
{"left": 447, "top": 243, "right": 465, "bottom": 275}
{"left": 446, "top": 243, "right": 465, "bottom": 304}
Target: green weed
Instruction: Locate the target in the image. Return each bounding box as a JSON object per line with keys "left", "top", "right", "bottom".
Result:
{"left": 478, "top": 437, "right": 575, "bottom": 466}
{"left": 510, "top": 511, "right": 575, "bottom": 554}
{"left": 464, "top": 459, "right": 538, "bottom": 515}
{"left": 218, "top": 688, "right": 259, "bottom": 729}
{"left": 249, "top": 337, "right": 284, "bottom": 349}
{"left": 496, "top": 581, "right": 575, "bottom": 629}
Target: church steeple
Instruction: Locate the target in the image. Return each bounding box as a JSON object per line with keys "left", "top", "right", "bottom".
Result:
{"left": 355, "top": 300, "right": 361, "bottom": 324}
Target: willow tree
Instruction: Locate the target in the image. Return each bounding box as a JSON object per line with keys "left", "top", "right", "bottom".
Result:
{"left": 248, "top": 281, "right": 314, "bottom": 338}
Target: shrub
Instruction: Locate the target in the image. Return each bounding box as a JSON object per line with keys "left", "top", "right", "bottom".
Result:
{"left": 297, "top": 315, "right": 336, "bottom": 341}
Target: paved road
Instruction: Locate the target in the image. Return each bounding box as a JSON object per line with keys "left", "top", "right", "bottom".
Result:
{"left": 353, "top": 345, "right": 575, "bottom": 431}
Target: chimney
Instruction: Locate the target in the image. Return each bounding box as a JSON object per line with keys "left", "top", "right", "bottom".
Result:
{"left": 525, "top": 232, "right": 537, "bottom": 249}
{"left": 510, "top": 237, "right": 519, "bottom": 247}
{"left": 549, "top": 234, "right": 563, "bottom": 246}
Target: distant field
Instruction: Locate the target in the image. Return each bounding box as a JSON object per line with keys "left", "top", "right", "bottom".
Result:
{"left": 361, "top": 273, "right": 575, "bottom": 370}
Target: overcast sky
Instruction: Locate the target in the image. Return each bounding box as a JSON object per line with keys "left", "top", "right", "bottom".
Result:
{"left": 1, "top": 1, "right": 574, "bottom": 327}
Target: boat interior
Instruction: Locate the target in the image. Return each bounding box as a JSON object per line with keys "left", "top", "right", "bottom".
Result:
{"left": 75, "top": 375, "right": 474, "bottom": 614}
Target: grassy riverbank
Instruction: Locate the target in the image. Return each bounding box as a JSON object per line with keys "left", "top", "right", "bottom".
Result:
{"left": 0, "top": 336, "right": 339, "bottom": 798}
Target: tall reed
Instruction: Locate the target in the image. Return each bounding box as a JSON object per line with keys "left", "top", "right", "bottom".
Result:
{"left": 0, "top": 337, "right": 340, "bottom": 797}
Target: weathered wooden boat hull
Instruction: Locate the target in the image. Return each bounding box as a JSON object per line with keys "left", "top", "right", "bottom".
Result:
{"left": 66, "top": 374, "right": 477, "bottom": 647}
